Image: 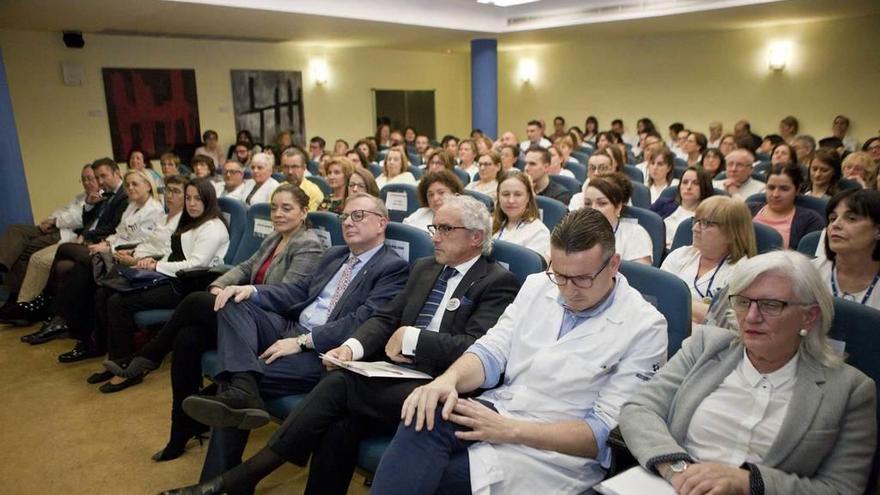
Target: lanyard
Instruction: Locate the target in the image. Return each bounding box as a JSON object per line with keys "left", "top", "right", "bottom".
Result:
{"left": 831, "top": 260, "right": 880, "bottom": 305}
{"left": 496, "top": 220, "right": 523, "bottom": 240}
{"left": 694, "top": 255, "right": 728, "bottom": 303}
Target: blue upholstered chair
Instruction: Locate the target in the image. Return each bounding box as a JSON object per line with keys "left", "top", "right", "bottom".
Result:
{"left": 630, "top": 181, "right": 651, "bottom": 209}
{"left": 218, "top": 197, "right": 247, "bottom": 265}
{"left": 492, "top": 240, "right": 547, "bottom": 285}
{"left": 463, "top": 189, "right": 494, "bottom": 213}
{"left": 548, "top": 174, "right": 581, "bottom": 195}
{"left": 384, "top": 222, "right": 434, "bottom": 263}
{"left": 368, "top": 163, "right": 383, "bottom": 178}
{"left": 564, "top": 162, "right": 587, "bottom": 183}
{"left": 796, "top": 230, "right": 823, "bottom": 258}
{"left": 451, "top": 167, "right": 471, "bottom": 186}
{"left": 622, "top": 165, "right": 644, "bottom": 184}
{"left": 379, "top": 184, "right": 420, "bottom": 223}
{"left": 536, "top": 196, "right": 569, "bottom": 232}
{"left": 306, "top": 175, "right": 332, "bottom": 197}
{"left": 618, "top": 261, "right": 692, "bottom": 355}
{"left": 621, "top": 206, "right": 665, "bottom": 267}
{"left": 307, "top": 211, "right": 344, "bottom": 249}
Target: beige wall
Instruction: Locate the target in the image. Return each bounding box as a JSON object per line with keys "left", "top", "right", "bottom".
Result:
{"left": 499, "top": 14, "right": 880, "bottom": 145}
{"left": 0, "top": 29, "right": 471, "bottom": 219}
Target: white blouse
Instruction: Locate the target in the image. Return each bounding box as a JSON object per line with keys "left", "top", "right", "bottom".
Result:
{"left": 813, "top": 257, "right": 880, "bottom": 311}
{"left": 402, "top": 207, "right": 434, "bottom": 233}
{"left": 465, "top": 179, "right": 498, "bottom": 203}
{"left": 134, "top": 211, "right": 182, "bottom": 259}
{"left": 215, "top": 181, "right": 248, "bottom": 202}
{"left": 615, "top": 219, "right": 653, "bottom": 263}
{"left": 155, "top": 217, "right": 229, "bottom": 277}
{"left": 663, "top": 205, "right": 695, "bottom": 249}
{"left": 685, "top": 349, "right": 797, "bottom": 466}
{"left": 492, "top": 219, "right": 551, "bottom": 261}
{"left": 105, "top": 197, "right": 166, "bottom": 249}
{"left": 376, "top": 172, "right": 417, "bottom": 189}
{"left": 242, "top": 177, "right": 280, "bottom": 206}
{"left": 660, "top": 246, "right": 736, "bottom": 304}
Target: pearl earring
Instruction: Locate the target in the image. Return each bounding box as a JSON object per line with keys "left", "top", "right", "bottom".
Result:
{"left": 799, "top": 329, "right": 808, "bottom": 337}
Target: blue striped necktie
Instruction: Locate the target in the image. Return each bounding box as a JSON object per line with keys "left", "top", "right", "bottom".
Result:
{"left": 413, "top": 266, "right": 458, "bottom": 330}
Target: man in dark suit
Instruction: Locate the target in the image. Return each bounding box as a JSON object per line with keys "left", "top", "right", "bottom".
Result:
{"left": 183, "top": 193, "right": 409, "bottom": 475}
{"left": 164, "top": 195, "right": 520, "bottom": 495}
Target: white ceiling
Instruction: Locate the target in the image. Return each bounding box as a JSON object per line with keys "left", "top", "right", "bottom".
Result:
{"left": 0, "top": 0, "right": 877, "bottom": 51}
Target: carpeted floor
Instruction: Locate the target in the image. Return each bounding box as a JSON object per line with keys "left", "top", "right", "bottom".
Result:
{"left": 0, "top": 321, "right": 371, "bottom": 495}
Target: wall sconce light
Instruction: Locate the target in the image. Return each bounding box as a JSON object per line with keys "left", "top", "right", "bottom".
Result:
{"left": 768, "top": 42, "right": 790, "bottom": 71}
{"left": 312, "top": 59, "right": 329, "bottom": 85}
{"left": 518, "top": 59, "right": 537, "bottom": 83}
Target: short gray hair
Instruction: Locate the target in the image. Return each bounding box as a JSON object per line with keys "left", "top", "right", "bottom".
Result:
{"left": 726, "top": 250, "right": 841, "bottom": 368}
{"left": 442, "top": 194, "right": 493, "bottom": 255}
{"left": 250, "top": 152, "right": 273, "bottom": 168}
{"left": 345, "top": 192, "right": 388, "bottom": 219}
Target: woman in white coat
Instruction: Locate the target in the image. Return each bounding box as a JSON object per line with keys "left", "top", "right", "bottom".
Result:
{"left": 241, "top": 152, "right": 279, "bottom": 206}
{"left": 491, "top": 171, "right": 550, "bottom": 261}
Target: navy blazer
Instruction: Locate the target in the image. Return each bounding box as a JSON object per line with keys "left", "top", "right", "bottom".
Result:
{"left": 79, "top": 187, "right": 129, "bottom": 243}
{"left": 252, "top": 244, "right": 409, "bottom": 354}
{"left": 352, "top": 255, "right": 521, "bottom": 377}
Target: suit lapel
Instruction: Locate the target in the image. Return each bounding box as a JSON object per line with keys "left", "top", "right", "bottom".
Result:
{"left": 327, "top": 246, "right": 385, "bottom": 320}
{"left": 762, "top": 357, "right": 826, "bottom": 465}
{"left": 438, "top": 257, "right": 488, "bottom": 332}
{"left": 670, "top": 344, "right": 741, "bottom": 441}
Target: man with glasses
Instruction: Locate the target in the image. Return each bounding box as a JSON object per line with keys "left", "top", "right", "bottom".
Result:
{"left": 279, "top": 147, "right": 324, "bottom": 210}
{"left": 714, "top": 148, "right": 765, "bottom": 200}
{"left": 214, "top": 159, "right": 248, "bottom": 202}
{"left": 166, "top": 195, "right": 519, "bottom": 495}
{"left": 369, "top": 207, "right": 668, "bottom": 495}
{"left": 179, "top": 192, "right": 409, "bottom": 478}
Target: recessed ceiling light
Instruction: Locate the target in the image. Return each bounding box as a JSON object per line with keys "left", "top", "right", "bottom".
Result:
{"left": 477, "top": 0, "right": 541, "bottom": 7}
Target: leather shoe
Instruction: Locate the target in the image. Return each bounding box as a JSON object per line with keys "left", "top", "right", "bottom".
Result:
{"left": 87, "top": 370, "right": 114, "bottom": 384}
{"left": 158, "top": 476, "right": 225, "bottom": 495}
{"left": 104, "top": 356, "right": 159, "bottom": 378}
{"left": 58, "top": 341, "right": 102, "bottom": 363}
{"left": 98, "top": 376, "right": 143, "bottom": 393}
{"left": 21, "top": 317, "right": 69, "bottom": 345}
{"left": 182, "top": 379, "right": 269, "bottom": 430}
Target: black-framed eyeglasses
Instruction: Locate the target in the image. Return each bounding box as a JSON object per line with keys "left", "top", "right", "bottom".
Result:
{"left": 223, "top": 169, "right": 243, "bottom": 175}
{"left": 338, "top": 210, "right": 383, "bottom": 222}
{"left": 546, "top": 256, "right": 612, "bottom": 289}
{"left": 728, "top": 295, "right": 809, "bottom": 317}
{"left": 693, "top": 218, "right": 722, "bottom": 229}
{"left": 427, "top": 224, "right": 470, "bottom": 236}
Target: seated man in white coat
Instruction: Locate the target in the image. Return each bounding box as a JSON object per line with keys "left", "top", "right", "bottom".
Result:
{"left": 370, "top": 207, "right": 668, "bottom": 495}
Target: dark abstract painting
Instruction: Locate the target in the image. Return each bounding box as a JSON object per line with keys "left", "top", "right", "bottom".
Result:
{"left": 230, "top": 70, "right": 305, "bottom": 147}
{"left": 102, "top": 68, "right": 201, "bottom": 161}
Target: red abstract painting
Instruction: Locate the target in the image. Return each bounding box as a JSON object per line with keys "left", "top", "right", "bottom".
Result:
{"left": 102, "top": 68, "right": 201, "bottom": 161}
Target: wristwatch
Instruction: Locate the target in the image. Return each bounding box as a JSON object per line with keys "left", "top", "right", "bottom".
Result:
{"left": 663, "top": 460, "right": 689, "bottom": 482}
{"left": 296, "top": 334, "right": 311, "bottom": 352}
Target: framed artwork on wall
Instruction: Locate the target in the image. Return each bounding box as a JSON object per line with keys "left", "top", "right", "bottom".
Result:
{"left": 230, "top": 70, "right": 305, "bottom": 149}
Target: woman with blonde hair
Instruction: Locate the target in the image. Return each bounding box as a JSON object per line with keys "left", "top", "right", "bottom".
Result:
{"left": 842, "top": 151, "right": 877, "bottom": 189}
{"left": 465, "top": 151, "right": 501, "bottom": 202}
{"left": 375, "top": 147, "right": 417, "bottom": 189}
{"left": 661, "top": 195, "right": 757, "bottom": 322}
{"left": 491, "top": 171, "right": 550, "bottom": 260}
{"left": 317, "top": 156, "right": 354, "bottom": 214}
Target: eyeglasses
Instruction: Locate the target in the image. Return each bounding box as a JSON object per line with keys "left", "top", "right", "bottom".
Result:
{"left": 165, "top": 188, "right": 184, "bottom": 196}
{"left": 693, "top": 218, "right": 722, "bottom": 229}
{"left": 728, "top": 295, "right": 809, "bottom": 317}
{"left": 223, "top": 169, "right": 243, "bottom": 175}
{"left": 478, "top": 161, "right": 496, "bottom": 168}
{"left": 80, "top": 177, "right": 97, "bottom": 184}
{"left": 282, "top": 164, "right": 303, "bottom": 171}
{"left": 427, "top": 224, "right": 470, "bottom": 236}
{"left": 338, "top": 210, "right": 383, "bottom": 222}
{"left": 546, "top": 256, "right": 612, "bottom": 289}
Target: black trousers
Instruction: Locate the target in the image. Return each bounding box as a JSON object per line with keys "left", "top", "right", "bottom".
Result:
{"left": 97, "top": 283, "right": 183, "bottom": 359}
{"left": 51, "top": 243, "right": 99, "bottom": 344}
{"left": 0, "top": 224, "right": 60, "bottom": 293}
{"left": 262, "top": 371, "right": 423, "bottom": 495}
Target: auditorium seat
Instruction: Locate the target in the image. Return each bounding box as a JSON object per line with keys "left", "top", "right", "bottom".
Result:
{"left": 463, "top": 189, "right": 494, "bottom": 212}
{"left": 630, "top": 181, "right": 651, "bottom": 208}
{"left": 796, "top": 230, "right": 822, "bottom": 258}
{"left": 671, "top": 217, "right": 784, "bottom": 253}
{"left": 622, "top": 165, "right": 644, "bottom": 184}
{"left": 307, "top": 211, "right": 344, "bottom": 248}
{"left": 368, "top": 163, "right": 383, "bottom": 178}
{"left": 306, "top": 175, "right": 332, "bottom": 197}
{"left": 492, "top": 239, "right": 547, "bottom": 284}
{"left": 618, "top": 261, "right": 691, "bottom": 355}
{"left": 564, "top": 162, "right": 587, "bottom": 183}
{"left": 451, "top": 167, "right": 471, "bottom": 186}
{"left": 548, "top": 174, "right": 581, "bottom": 195}
{"left": 218, "top": 197, "right": 247, "bottom": 264}
{"left": 621, "top": 206, "right": 665, "bottom": 267}
{"left": 536, "top": 196, "right": 568, "bottom": 232}
{"left": 384, "top": 222, "right": 434, "bottom": 262}
{"left": 380, "top": 184, "right": 420, "bottom": 222}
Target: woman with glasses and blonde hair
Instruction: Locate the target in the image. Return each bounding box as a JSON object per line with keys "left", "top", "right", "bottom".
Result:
{"left": 621, "top": 250, "right": 876, "bottom": 495}
{"left": 491, "top": 171, "right": 550, "bottom": 261}
{"left": 376, "top": 147, "right": 417, "bottom": 189}
{"left": 425, "top": 149, "right": 455, "bottom": 173}
{"left": 841, "top": 151, "right": 877, "bottom": 189}
{"left": 661, "top": 195, "right": 757, "bottom": 322}
{"left": 465, "top": 151, "right": 501, "bottom": 202}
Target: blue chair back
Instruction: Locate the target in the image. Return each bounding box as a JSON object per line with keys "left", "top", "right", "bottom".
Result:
{"left": 673, "top": 164, "right": 687, "bottom": 180}
{"left": 408, "top": 154, "right": 422, "bottom": 169}
{"left": 796, "top": 230, "right": 822, "bottom": 258}
{"left": 536, "top": 196, "right": 569, "bottom": 232}
{"left": 671, "top": 217, "right": 784, "bottom": 254}
{"left": 306, "top": 175, "right": 332, "bottom": 197}
{"left": 491, "top": 240, "right": 546, "bottom": 285}
{"left": 618, "top": 261, "right": 691, "bottom": 356}
{"left": 622, "top": 165, "right": 644, "bottom": 184}
{"left": 746, "top": 193, "right": 828, "bottom": 226}
{"left": 674, "top": 157, "right": 687, "bottom": 169}
{"left": 369, "top": 163, "right": 383, "bottom": 178}
{"left": 630, "top": 181, "right": 651, "bottom": 208}
{"left": 307, "top": 211, "right": 344, "bottom": 249}
{"left": 564, "top": 162, "right": 587, "bottom": 183}
{"left": 384, "top": 222, "right": 434, "bottom": 263}
{"left": 409, "top": 165, "right": 423, "bottom": 180}
{"left": 271, "top": 172, "right": 285, "bottom": 182}
{"left": 828, "top": 298, "right": 880, "bottom": 493}
{"left": 659, "top": 185, "right": 677, "bottom": 201}
{"left": 839, "top": 178, "right": 862, "bottom": 191}
{"left": 307, "top": 160, "right": 320, "bottom": 176}
{"left": 463, "top": 189, "right": 494, "bottom": 213}
{"left": 218, "top": 197, "right": 247, "bottom": 264}
{"left": 377, "top": 149, "right": 389, "bottom": 162}
{"left": 548, "top": 174, "right": 581, "bottom": 195}
{"left": 621, "top": 206, "right": 665, "bottom": 267}
{"left": 451, "top": 167, "right": 471, "bottom": 186}
{"left": 571, "top": 150, "right": 591, "bottom": 165}
{"left": 233, "top": 202, "right": 272, "bottom": 263}
{"left": 751, "top": 162, "right": 771, "bottom": 181}
{"left": 514, "top": 158, "right": 525, "bottom": 171}
{"left": 380, "top": 184, "right": 421, "bottom": 223}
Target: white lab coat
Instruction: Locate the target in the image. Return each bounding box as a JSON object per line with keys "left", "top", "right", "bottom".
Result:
{"left": 468, "top": 273, "right": 668, "bottom": 494}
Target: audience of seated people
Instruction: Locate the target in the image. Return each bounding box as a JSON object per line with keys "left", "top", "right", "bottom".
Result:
{"left": 661, "top": 196, "right": 757, "bottom": 322}
{"left": 403, "top": 169, "right": 464, "bottom": 233}
{"left": 491, "top": 171, "right": 551, "bottom": 261}
{"left": 4, "top": 116, "right": 880, "bottom": 494}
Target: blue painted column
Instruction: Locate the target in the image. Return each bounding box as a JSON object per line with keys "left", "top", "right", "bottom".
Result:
{"left": 0, "top": 47, "right": 32, "bottom": 232}
{"left": 471, "top": 39, "right": 497, "bottom": 140}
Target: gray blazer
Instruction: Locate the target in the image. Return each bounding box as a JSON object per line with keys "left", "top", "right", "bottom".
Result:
{"left": 620, "top": 325, "right": 876, "bottom": 494}
{"left": 211, "top": 228, "right": 324, "bottom": 288}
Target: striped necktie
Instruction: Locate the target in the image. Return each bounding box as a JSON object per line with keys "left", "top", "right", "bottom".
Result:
{"left": 327, "top": 256, "right": 360, "bottom": 315}
{"left": 413, "top": 266, "right": 458, "bottom": 330}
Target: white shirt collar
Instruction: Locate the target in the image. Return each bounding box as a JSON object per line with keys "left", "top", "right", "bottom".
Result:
{"left": 740, "top": 348, "right": 799, "bottom": 389}
{"left": 448, "top": 254, "right": 481, "bottom": 278}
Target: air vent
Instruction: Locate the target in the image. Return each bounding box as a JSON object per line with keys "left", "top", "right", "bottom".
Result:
{"left": 99, "top": 29, "right": 282, "bottom": 43}
{"left": 506, "top": 0, "right": 747, "bottom": 26}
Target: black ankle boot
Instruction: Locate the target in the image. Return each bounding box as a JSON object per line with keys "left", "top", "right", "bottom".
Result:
{"left": 182, "top": 373, "right": 269, "bottom": 430}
